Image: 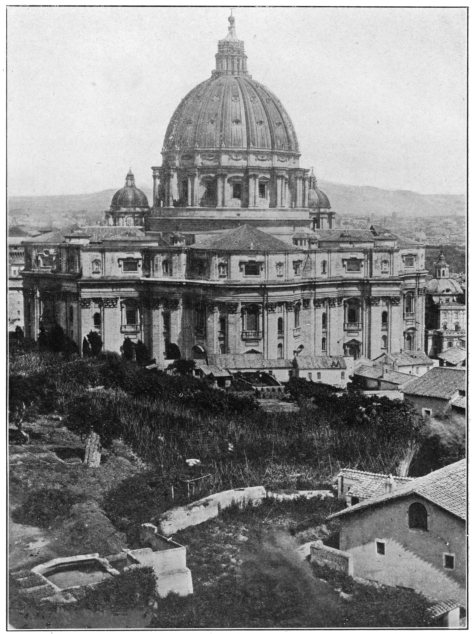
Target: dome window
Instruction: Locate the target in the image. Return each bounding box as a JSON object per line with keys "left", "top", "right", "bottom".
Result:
{"left": 256, "top": 120, "right": 264, "bottom": 126}
{"left": 232, "top": 118, "right": 241, "bottom": 125}
{"left": 185, "top": 118, "right": 193, "bottom": 125}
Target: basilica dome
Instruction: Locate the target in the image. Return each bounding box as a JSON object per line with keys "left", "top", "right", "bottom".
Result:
{"left": 162, "top": 16, "right": 299, "bottom": 156}
{"left": 111, "top": 170, "right": 149, "bottom": 210}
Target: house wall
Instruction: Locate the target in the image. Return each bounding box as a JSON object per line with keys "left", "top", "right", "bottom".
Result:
{"left": 339, "top": 495, "right": 465, "bottom": 604}
{"left": 403, "top": 394, "right": 454, "bottom": 418}
{"left": 297, "top": 368, "right": 348, "bottom": 388}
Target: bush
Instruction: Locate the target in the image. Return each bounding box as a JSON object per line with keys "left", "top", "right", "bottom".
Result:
{"left": 12, "top": 488, "right": 84, "bottom": 528}
{"left": 79, "top": 567, "right": 156, "bottom": 611}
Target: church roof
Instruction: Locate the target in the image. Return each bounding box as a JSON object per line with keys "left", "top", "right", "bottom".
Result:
{"left": 162, "top": 16, "right": 299, "bottom": 156}
{"left": 436, "top": 347, "right": 466, "bottom": 366}
{"left": 110, "top": 171, "right": 149, "bottom": 210}
{"left": 330, "top": 459, "right": 466, "bottom": 521}
{"left": 426, "top": 277, "right": 463, "bottom": 295}
{"left": 191, "top": 224, "right": 299, "bottom": 253}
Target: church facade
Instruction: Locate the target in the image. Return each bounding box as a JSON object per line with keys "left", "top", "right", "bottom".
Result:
{"left": 21, "top": 16, "right": 428, "bottom": 365}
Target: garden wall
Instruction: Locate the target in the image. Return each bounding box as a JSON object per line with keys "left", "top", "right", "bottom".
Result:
{"left": 310, "top": 540, "right": 353, "bottom": 576}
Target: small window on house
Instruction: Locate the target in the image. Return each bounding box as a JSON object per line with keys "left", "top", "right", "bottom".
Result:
{"left": 294, "top": 303, "right": 301, "bottom": 328}
{"left": 259, "top": 182, "right": 267, "bottom": 198}
{"left": 123, "top": 259, "right": 139, "bottom": 272}
{"left": 444, "top": 554, "right": 455, "bottom": 570}
{"left": 422, "top": 408, "right": 432, "bottom": 418}
{"left": 321, "top": 337, "right": 326, "bottom": 352}
{"left": 381, "top": 335, "right": 387, "bottom": 350}
{"left": 404, "top": 256, "right": 415, "bottom": 267}
{"left": 408, "top": 502, "right": 428, "bottom": 530}
{"left": 308, "top": 372, "right": 312, "bottom": 380}
{"left": 381, "top": 260, "right": 389, "bottom": 273}
{"left": 162, "top": 260, "right": 172, "bottom": 276}
{"left": 317, "top": 372, "right": 321, "bottom": 380}
{"left": 381, "top": 311, "right": 388, "bottom": 328}
{"left": 244, "top": 261, "right": 260, "bottom": 276}
{"left": 277, "top": 343, "right": 284, "bottom": 359}
{"left": 92, "top": 259, "right": 101, "bottom": 274}
{"left": 276, "top": 262, "right": 284, "bottom": 277}
{"left": 351, "top": 496, "right": 360, "bottom": 505}
{"left": 321, "top": 260, "right": 327, "bottom": 275}
{"left": 376, "top": 540, "right": 386, "bottom": 556}
{"left": 322, "top": 312, "right": 327, "bottom": 330}
{"left": 341, "top": 371, "right": 345, "bottom": 379}
{"left": 218, "top": 262, "right": 227, "bottom": 278}
{"left": 293, "top": 261, "right": 302, "bottom": 276}
{"left": 93, "top": 312, "right": 101, "bottom": 328}
{"left": 232, "top": 182, "right": 242, "bottom": 200}
{"left": 405, "top": 293, "right": 415, "bottom": 314}
{"left": 346, "top": 259, "right": 362, "bottom": 272}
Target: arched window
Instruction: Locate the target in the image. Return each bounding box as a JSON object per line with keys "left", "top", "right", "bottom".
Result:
{"left": 294, "top": 303, "right": 301, "bottom": 328}
{"left": 92, "top": 259, "right": 101, "bottom": 274}
{"left": 408, "top": 502, "right": 428, "bottom": 530}
{"left": 405, "top": 293, "right": 415, "bottom": 315}
{"left": 277, "top": 343, "right": 284, "bottom": 359}
{"left": 322, "top": 312, "right": 327, "bottom": 330}
{"left": 162, "top": 259, "right": 172, "bottom": 276}
{"left": 404, "top": 330, "right": 415, "bottom": 351}
{"left": 277, "top": 317, "right": 284, "bottom": 336}
{"left": 321, "top": 260, "right": 327, "bottom": 275}
{"left": 381, "top": 335, "right": 387, "bottom": 350}
{"left": 381, "top": 311, "right": 388, "bottom": 329}
{"left": 321, "top": 337, "right": 327, "bottom": 352}
{"left": 243, "top": 305, "right": 260, "bottom": 333}
{"left": 93, "top": 312, "right": 101, "bottom": 328}
{"left": 345, "top": 299, "right": 360, "bottom": 325}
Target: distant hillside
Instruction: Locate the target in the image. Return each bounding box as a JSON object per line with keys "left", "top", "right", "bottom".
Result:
{"left": 318, "top": 180, "right": 465, "bottom": 218}
{"left": 8, "top": 182, "right": 464, "bottom": 226}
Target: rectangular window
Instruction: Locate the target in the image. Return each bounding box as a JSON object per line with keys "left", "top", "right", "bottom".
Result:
{"left": 308, "top": 372, "right": 312, "bottom": 381}
{"left": 244, "top": 261, "right": 260, "bottom": 276}
{"left": 422, "top": 408, "right": 432, "bottom": 418}
{"left": 317, "top": 372, "right": 321, "bottom": 380}
{"left": 444, "top": 554, "right": 455, "bottom": 570}
{"left": 404, "top": 256, "right": 415, "bottom": 267}
{"left": 346, "top": 259, "right": 362, "bottom": 272}
{"left": 258, "top": 182, "right": 267, "bottom": 198}
{"left": 233, "top": 182, "right": 242, "bottom": 200}
{"left": 293, "top": 261, "right": 302, "bottom": 276}
{"left": 341, "top": 371, "right": 345, "bottom": 379}
{"left": 126, "top": 308, "right": 137, "bottom": 325}
{"left": 123, "top": 259, "right": 139, "bottom": 272}
{"left": 376, "top": 540, "right": 386, "bottom": 556}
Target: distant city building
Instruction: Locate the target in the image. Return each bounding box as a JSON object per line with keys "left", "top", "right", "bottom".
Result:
{"left": 21, "top": 15, "right": 428, "bottom": 368}
{"left": 425, "top": 252, "right": 465, "bottom": 357}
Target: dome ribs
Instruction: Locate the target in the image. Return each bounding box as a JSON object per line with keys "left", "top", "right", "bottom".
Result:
{"left": 238, "top": 77, "right": 272, "bottom": 150}
{"left": 252, "top": 79, "right": 298, "bottom": 153}
{"left": 194, "top": 78, "right": 218, "bottom": 149}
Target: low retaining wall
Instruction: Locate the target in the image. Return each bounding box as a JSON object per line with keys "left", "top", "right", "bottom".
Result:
{"left": 267, "top": 490, "right": 333, "bottom": 502}
{"left": 157, "top": 486, "right": 267, "bottom": 536}
{"left": 310, "top": 540, "right": 353, "bottom": 576}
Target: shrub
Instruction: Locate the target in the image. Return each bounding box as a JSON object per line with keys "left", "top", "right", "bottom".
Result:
{"left": 12, "top": 488, "right": 84, "bottom": 528}
{"left": 79, "top": 567, "right": 156, "bottom": 611}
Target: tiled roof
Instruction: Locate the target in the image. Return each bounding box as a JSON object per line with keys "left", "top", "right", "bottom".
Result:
{"left": 427, "top": 599, "right": 461, "bottom": 619}
{"left": 339, "top": 468, "right": 414, "bottom": 501}
{"left": 330, "top": 459, "right": 466, "bottom": 521}
{"left": 451, "top": 395, "right": 466, "bottom": 410}
{"left": 397, "top": 235, "right": 424, "bottom": 247}
{"left": 376, "top": 350, "right": 433, "bottom": 367}
{"left": 191, "top": 224, "right": 298, "bottom": 253}
{"left": 295, "top": 355, "right": 347, "bottom": 370}
{"left": 437, "top": 347, "right": 466, "bottom": 366}
{"left": 207, "top": 354, "right": 292, "bottom": 370}
{"left": 313, "top": 230, "right": 375, "bottom": 242}
{"left": 354, "top": 365, "right": 382, "bottom": 380}
{"left": 23, "top": 230, "right": 67, "bottom": 244}
{"left": 380, "top": 370, "right": 414, "bottom": 386}
{"left": 194, "top": 362, "right": 231, "bottom": 378}
{"left": 401, "top": 367, "right": 465, "bottom": 399}
{"left": 79, "top": 226, "right": 147, "bottom": 242}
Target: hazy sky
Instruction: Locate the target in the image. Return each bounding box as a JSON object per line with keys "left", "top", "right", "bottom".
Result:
{"left": 7, "top": 6, "right": 466, "bottom": 197}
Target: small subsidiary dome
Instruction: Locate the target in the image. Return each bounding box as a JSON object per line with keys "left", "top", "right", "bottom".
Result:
{"left": 307, "top": 170, "right": 331, "bottom": 209}
{"left": 111, "top": 170, "right": 149, "bottom": 210}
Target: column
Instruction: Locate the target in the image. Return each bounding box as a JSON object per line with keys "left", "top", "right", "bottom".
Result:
{"left": 170, "top": 170, "right": 179, "bottom": 204}
{"left": 248, "top": 175, "right": 255, "bottom": 208}
{"left": 276, "top": 177, "right": 282, "bottom": 207}
{"left": 303, "top": 177, "right": 309, "bottom": 207}
{"left": 187, "top": 176, "right": 192, "bottom": 207}
{"left": 152, "top": 168, "right": 159, "bottom": 207}
{"left": 217, "top": 173, "right": 226, "bottom": 207}
{"left": 151, "top": 304, "right": 165, "bottom": 362}
{"left": 296, "top": 177, "right": 303, "bottom": 208}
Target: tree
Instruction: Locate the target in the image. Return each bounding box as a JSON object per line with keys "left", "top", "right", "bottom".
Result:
{"left": 169, "top": 359, "right": 196, "bottom": 376}
{"left": 122, "top": 337, "right": 135, "bottom": 361}
{"left": 49, "top": 323, "right": 66, "bottom": 353}
{"left": 135, "top": 340, "right": 151, "bottom": 366}
{"left": 38, "top": 326, "right": 49, "bottom": 351}
{"left": 82, "top": 337, "right": 91, "bottom": 357}
{"left": 87, "top": 331, "right": 103, "bottom": 356}
{"left": 66, "top": 391, "right": 122, "bottom": 467}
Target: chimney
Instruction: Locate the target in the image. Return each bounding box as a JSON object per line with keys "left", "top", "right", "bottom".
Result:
{"left": 385, "top": 474, "right": 396, "bottom": 493}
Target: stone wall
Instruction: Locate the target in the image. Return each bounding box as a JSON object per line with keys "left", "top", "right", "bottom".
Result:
{"left": 157, "top": 486, "right": 267, "bottom": 536}
{"left": 310, "top": 540, "right": 353, "bottom": 576}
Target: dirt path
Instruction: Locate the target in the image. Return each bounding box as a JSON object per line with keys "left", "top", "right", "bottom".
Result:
{"left": 9, "top": 512, "right": 57, "bottom": 571}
